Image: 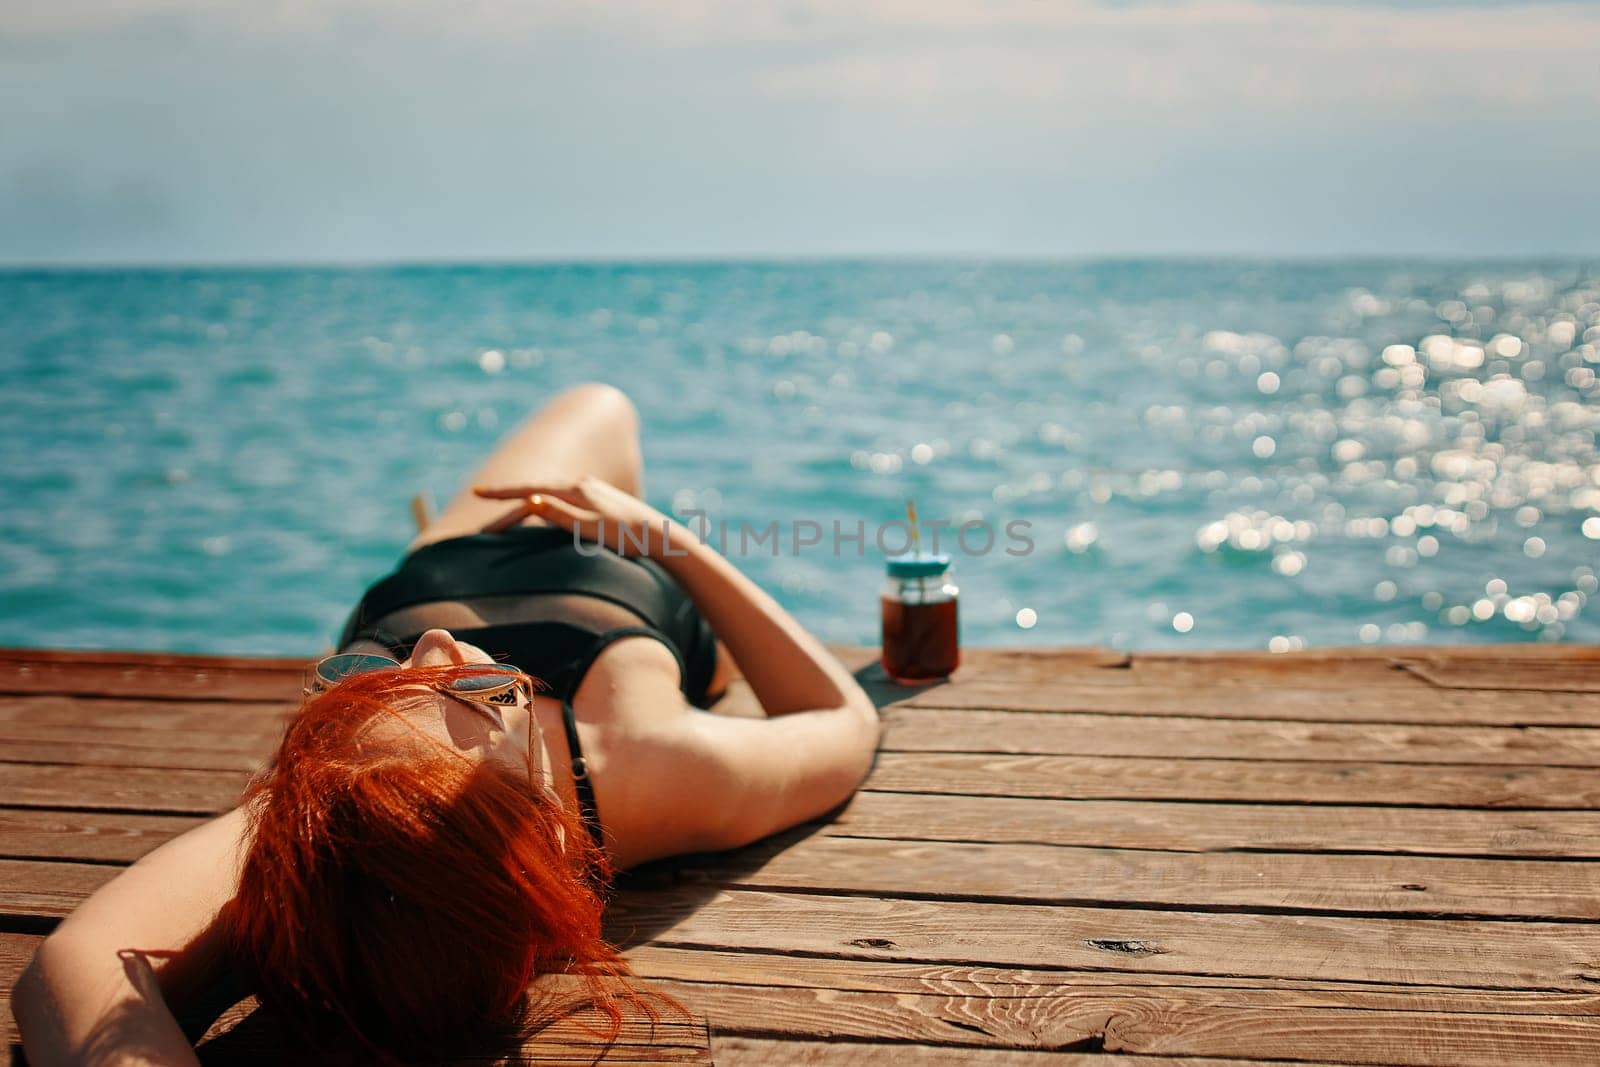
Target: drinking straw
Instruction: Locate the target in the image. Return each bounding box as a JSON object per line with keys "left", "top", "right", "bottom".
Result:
{"left": 906, "top": 499, "right": 926, "bottom": 599}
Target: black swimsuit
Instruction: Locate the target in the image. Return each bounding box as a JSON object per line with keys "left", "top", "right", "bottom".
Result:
{"left": 337, "top": 525, "right": 718, "bottom": 849}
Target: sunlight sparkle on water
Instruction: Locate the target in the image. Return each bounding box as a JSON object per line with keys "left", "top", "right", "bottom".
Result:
{"left": 4, "top": 261, "right": 1597, "bottom": 654}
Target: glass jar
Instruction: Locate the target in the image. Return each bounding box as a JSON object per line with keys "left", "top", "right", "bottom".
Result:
{"left": 881, "top": 553, "right": 959, "bottom": 684}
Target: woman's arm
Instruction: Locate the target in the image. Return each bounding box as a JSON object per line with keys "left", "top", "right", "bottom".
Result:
{"left": 476, "top": 477, "right": 877, "bottom": 724}
{"left": 474, "top": 479, "right": 881, "bottom": 851}
{"left": 11, "top": 808, "right": 250, "bottom": 1067}
{"left": 651, "top": 524, "right": 873, "bottom": 720}
{"left": 640, "top": 521, "right": 885, "bottom": 849}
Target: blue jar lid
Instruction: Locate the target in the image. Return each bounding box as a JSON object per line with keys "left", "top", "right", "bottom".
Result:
{"left": 886, "top": 552, "right": 951, "bottom": 578}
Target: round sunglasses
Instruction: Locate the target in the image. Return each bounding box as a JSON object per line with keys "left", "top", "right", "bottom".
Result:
{"left": 307, "top": 653, "right": 533, "bottom": 721}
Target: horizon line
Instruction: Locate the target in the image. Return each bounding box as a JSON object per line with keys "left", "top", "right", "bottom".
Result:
{"left": 3, "top": 250, "right": 1598, "bottom": 273}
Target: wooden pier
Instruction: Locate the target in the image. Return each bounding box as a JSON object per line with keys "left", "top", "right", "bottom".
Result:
{"left": 3, "top": 644, "right": 1599, "bottom": 1064}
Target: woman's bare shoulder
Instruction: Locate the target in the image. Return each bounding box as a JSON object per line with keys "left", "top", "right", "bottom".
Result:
{"left": 55, "top": 806, "right": 251, "bottom": 943}
{"left": 579, "top": 635, "right": 693, "bottom": 724}
{"left": 31, "top": 806, "right": 253, "bottom": 1022}
{"left": 596, "top": 692, "right": 876, "bottom": 867}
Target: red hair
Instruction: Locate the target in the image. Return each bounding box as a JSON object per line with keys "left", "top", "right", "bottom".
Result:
{"left": 225, "top": 663, "right": 639, "bottom": 1061}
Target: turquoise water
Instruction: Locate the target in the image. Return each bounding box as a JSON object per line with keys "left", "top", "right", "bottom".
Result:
{"left": 2, "top": 260, "right": 1597, "bottom": 656}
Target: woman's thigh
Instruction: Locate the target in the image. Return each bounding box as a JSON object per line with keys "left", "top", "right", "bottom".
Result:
{"left": 410, "top": 383, "right": 644, "bottom": 550}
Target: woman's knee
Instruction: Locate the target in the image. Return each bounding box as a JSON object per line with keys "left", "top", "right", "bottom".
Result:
{"left": 539, "top": 382, "right": 643, "bottom": 494}
{"left": 550, "top": 382, "right": 638, "bottom": 432}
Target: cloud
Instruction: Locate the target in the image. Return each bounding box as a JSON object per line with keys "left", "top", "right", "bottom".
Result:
{"left": 6, "top": 0, "right": 1595, "bottom": 42}
{"left": 0, "top": 162, "right": 181, "bottom": 258}
{"left": 1, "top": 0, "right": 1595, "bottom": 260}
{"left": 742, "top": 0, "right": 1598, "bottom": 119}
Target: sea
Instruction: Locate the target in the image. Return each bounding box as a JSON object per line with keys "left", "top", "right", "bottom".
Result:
{"left": 2, "top": 260, "right": 1597, "bottom": 657}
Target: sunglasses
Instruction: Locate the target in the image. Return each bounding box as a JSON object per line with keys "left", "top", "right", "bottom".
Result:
{"left": 306, "top": 653, "right": 533, "bottom": 722}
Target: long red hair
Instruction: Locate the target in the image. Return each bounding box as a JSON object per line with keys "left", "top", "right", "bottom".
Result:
{"left": 226, "top": 663, "right": 637, "bottom": 1061}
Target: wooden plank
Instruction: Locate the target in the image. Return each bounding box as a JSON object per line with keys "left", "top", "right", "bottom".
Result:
{"left": 10, "top": 864, "right": 1600, "bottom": 991}
{"left": 0, "top": 859, "right": 118, "bottom": 919}
{"left": 888, "top": 644, "right": 1595, "bottom": 695}
{"left": 609, "top": 889, "right": 1600, "bottom": 990}
{"left": 829, "top": 792, "right": 1600, "bottom": 857}
{"left": 18, "top": 932, "right": 1596, "bottom": 1066}
{"left": 0, "top": 696, "right": 291, "bottom": 734}
{"left": 931, "top": 647, "right": 1131, "bottom": 675}
{"left": 887, "top": 645, "right": 1590, "bottom": 691}
{"left": 0, "top": 763, "right": 246, "bottom": 814}
{"left": 1398, "top": 657, "right": 1600, "bottom": 693}
{"left": 649, "top": 836, "right": 1600, "bottom": 920}
{"left": 13, "top": 860, "right": 1600, "bottom": 994}
{"left": 0, "top": 723, "right": 278, "bottom": 755}
{"left": 0, "top": 808, "right": 203, "bottom": 863}
{"left": 17, "top": 858, "right": 1600, "bottom": 993}
{"left": 0, "top": 719, "right": 279, "bottom": 771}
{"left": 865, "top": 752, "right": 1600, "bottom": 809}
{"left": 0, "top": 739, "right": 267, "bottom": 773}
{"left": 715, "top": 1037, "right": 1345, "bottom": 1066}
{"left": 626, "top": 946, "right": 1600, "bottom": 1013}
{"left": 1116, "top": 657, "right": 1414, "bottom": 685}
{"left": 0, "top": 649, "right": 308, "bottom": 671}
{"left": 641, "top": 973, "right": 1600, "bottom": 1066}
{"left": 900, "top": 683, "right": 1600, "bottom": 727}
{"left": 939, "top": 656, "right": 1409, "bottom": 689}
{"left": 1121, "top": 648, "right": 1595, "bottom": 698}
{"left": 881, "top": 707, "right": 1600, "bottom": 766}
{"left": 0, "top": 653, "right": 303, "bottom": 702}
{"left": 1137, "top": 644, "right": 1600, "bottom": 664}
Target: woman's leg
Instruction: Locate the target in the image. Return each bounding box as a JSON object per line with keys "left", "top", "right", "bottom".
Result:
{"left": 409, "top": 381, "right": 740, "bottom": 701}
{"left": 410, "top": 383, "right": 644, "bottom": 551}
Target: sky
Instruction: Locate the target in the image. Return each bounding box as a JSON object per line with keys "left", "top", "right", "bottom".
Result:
{"left": 2, "top": 0, "right": 1597, "bottom": 263}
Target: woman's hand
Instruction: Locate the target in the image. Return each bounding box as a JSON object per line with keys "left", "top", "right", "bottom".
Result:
{"left": 473, "top": 476, "right": 680, "bottom": 558}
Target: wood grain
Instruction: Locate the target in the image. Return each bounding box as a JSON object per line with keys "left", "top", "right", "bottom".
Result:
{"left": 0, "top": 652, "right": 303, "bottom": 702}
{"left": 881, "top": 707, "right": 1600, "bottom": 765}
{"left": 829, "top": 791, "right": 1600, "bottom": 857}
{"left": 641, "top": 973, "right": 1600, "bottom": 1066}
{"left": 900, "top": 683, "right": 1600, "bottom": 727}
{"left": 865, "top": 751, "right": 1600, "bottom": 808}
{"left": 0, "top": 718, "right": 278, "bottom": 771}
{"left": 624, "top": 946, "right": 1600, "bottom": 1013}
{"left": 714, "top": 1037, "right": 1344, "bottom": 1066}
{"left": 0, "top": 762, "right": 247, "bottom": 813}
{"left": 0, "top": 808, "right": 204, "bottom": 863}
{"left": 609, "top": 889, "right": 1600, "bottom": 990}
{"left": 0, "top": 738, "right": 268, "bottom": 773}
{"left": 0, "top": 695, "right": 291, "bottom": 734}
{"left": 38, "top": 700, "right": 1600, "bottom": 772}
{"left": 6, "top": 643, "right": 1600, "bottom": 1064}
{"left": 0, "top": 858, "right": 118, "bottom": 919}
{"left": 651, "top": 835, "right": 1600, "bottom": 920}
{"left": 1396, "top": 656, "right": 1600, "bottom": 693}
